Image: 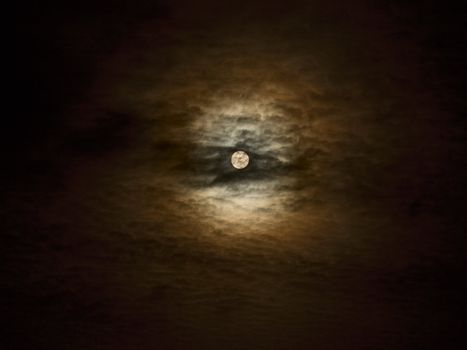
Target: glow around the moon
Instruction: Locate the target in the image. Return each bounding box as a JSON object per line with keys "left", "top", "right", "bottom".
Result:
{"left": 231, "top": 150, "right": 249, "bottom": 169}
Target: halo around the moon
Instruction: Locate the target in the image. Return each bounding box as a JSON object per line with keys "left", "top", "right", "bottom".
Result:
{"left": 231, "top": 150, "right": 249, "bottom": 169}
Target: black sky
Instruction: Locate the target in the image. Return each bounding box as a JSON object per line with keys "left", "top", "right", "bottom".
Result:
{"left": 4, "top": 1, "right": 467, "bottom": 349}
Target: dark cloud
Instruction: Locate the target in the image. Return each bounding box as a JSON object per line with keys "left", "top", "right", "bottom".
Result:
{"left": 63, "top": 110, "right": 135, "bottom": 155}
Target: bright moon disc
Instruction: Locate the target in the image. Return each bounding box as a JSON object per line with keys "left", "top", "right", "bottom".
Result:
{"left": 231, "top": 151, "right": 249, "bottom": 169}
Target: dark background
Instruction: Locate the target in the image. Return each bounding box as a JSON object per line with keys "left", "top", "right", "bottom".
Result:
{"left": 4, "top": 1, "right": 467, "bottom": 349}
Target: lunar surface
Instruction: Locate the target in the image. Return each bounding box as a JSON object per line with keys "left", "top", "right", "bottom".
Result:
{"left": 231, "top": 150, "right": 249, "bottom": 169}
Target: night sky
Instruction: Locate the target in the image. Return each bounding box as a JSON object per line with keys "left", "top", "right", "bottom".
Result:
{"left": 4, "top": 1, "right": 467, "bottom": 349}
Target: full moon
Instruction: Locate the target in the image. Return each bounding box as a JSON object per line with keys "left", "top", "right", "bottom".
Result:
{"left": 231, "top": 150, "right": 249, "bottom": 169}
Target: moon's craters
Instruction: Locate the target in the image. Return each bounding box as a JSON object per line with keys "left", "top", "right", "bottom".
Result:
{"left": 231, "top": 150, "right": 249, "bottom": 169}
